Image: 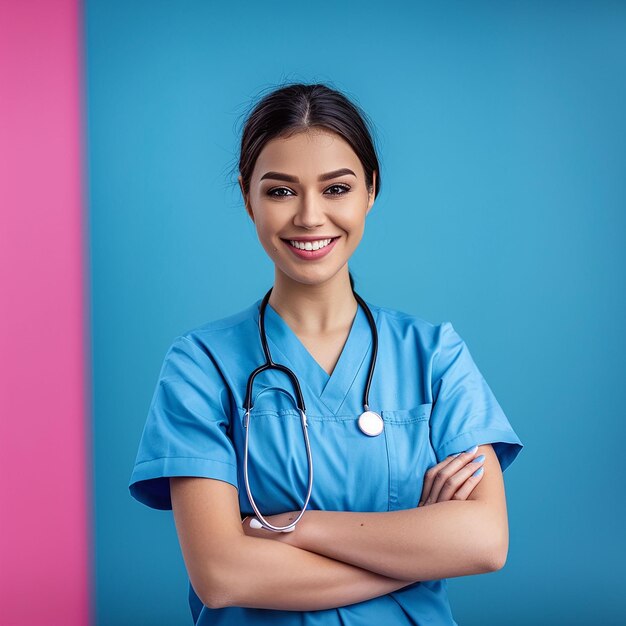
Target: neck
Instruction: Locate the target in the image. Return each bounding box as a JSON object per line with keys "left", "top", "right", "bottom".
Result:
{"left": 268, "top": 266, "right": 358, "bottom": 335}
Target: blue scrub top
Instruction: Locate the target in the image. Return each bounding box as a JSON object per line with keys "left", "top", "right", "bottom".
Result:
{"left": 129, "top": 297, "right": 524, "bottom": 625}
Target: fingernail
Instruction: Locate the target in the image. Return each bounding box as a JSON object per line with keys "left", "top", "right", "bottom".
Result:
{"left": 472, "top": 467, "right": 484, "bottom": 477}
{"left": 250, "top": 518, "right": 262, "bottom": 529}
{"left": 465, "top": 444, "right": 478, "bottom": 454}
{"left": 472, "top": 454, "right": 485, "bottom": 463}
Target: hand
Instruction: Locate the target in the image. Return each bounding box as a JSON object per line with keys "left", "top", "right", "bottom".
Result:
{"left": 418, "top": 446, "right": 485, "bottom": 506}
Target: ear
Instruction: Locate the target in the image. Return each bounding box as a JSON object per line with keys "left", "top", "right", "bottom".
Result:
{"left": 238, "top": 175, "right": 255, "bottom": 223}
{"left": 365, "top": 170, "right": 377, "bottom": 215}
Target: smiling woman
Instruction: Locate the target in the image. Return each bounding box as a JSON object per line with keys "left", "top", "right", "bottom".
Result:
{"left": 128, "top": 82, "right": 524, "bottom": 625}
{"left": 240, "top": 125, "right": 376, "bottom": 292}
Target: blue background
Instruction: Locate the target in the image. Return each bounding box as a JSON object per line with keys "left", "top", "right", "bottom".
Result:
{"left": 85, "top": 1, "right": 626, "bottom": 624}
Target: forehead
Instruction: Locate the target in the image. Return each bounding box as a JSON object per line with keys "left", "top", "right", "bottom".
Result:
{"left": 253, "top": 129, "right": 360, "bottom": 178}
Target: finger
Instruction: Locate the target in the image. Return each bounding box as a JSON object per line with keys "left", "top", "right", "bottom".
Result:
{"left": 419, "top": 446, "right": 481, "bottom": 506}
{"left": 436, "top": 455, "right": 485, "bottom": 503}
{"left": 451, "top": 466, "right": 485, "bottom": 501}
{"left": 424, "top": 446, "right": 481, "bottom": 505}
{"left": 418, "top": 453, "right": 458, "bottom": 506}
{"left": 418, "top": 453, "right": 462, "bottom": 506}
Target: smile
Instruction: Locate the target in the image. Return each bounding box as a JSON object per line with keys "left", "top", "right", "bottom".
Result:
{"left": 288, "top": 238, "right": 333, "bottom": 251}
{"left": 280, "top": 237, "right": 340, "bottom": 260}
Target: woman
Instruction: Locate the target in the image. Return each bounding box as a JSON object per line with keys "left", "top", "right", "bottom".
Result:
{"left": 129, "top": 82, "right": 523, "bottom": 625}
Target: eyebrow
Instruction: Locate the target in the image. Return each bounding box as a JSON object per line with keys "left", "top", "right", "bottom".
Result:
{"left": 259, "top": 168, "right": 357, "bottom": 183}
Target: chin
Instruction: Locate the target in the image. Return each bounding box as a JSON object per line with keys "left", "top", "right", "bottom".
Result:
{"left": 284, "top": 265, "right": 344, "bottom": 286}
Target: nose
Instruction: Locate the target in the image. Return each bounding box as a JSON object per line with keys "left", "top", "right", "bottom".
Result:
{"left": 292, "top": 192, "right": 326, "bottom": 229}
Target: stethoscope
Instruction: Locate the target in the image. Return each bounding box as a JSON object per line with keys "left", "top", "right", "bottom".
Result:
{"left": 242, "top": 286, "right": 383, "bottom": 532}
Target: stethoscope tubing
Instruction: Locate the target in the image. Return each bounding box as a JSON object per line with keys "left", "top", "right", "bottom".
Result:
{"left": 242, "top": 286, "right": 378, "bottom": 532}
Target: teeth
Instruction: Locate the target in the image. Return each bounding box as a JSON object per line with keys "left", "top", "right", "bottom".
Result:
{"left": 289, "top": 238, "right": 333, "bottom": 251}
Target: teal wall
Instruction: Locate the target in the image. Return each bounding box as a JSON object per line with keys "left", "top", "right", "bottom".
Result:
{"left": 86, "top": 1, "right": 626, "bottom": 624}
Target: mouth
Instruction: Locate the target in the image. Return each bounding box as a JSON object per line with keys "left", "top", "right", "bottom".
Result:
{"left": 280, "top": 236, "right": 340, "bottom": 260}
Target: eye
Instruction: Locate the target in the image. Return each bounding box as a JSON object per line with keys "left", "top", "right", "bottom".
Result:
{"left": 266, "top": 183, "right": 351, "bottom": 198}
{"left": 325, "top": 184, "right": 351, "bottom": 196}
{"left": 267, "top": 187, "right": 294, "bottom": 198}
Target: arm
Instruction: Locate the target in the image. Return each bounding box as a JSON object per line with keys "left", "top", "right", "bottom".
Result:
{"left": 246, "top": 444, "right": 508, "bottom": 581}
{"left": 170, "top": 476, "right": 416, "bottom": 612}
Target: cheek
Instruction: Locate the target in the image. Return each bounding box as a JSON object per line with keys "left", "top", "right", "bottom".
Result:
{"left": 256, "top": 201, "right": 288, "bottom": 227}
{"left": 254, "top": 213, "right": 280, "bottom": 241}
{"left": 254, "top": 219, "right": 287, "bottom": 258}
{"left": 342, "top": 213, "right": 366, "bottom": 239}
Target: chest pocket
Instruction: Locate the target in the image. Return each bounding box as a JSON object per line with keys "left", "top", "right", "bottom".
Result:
{"left": 381, "top": 403, "right": 436, "bottom": 510}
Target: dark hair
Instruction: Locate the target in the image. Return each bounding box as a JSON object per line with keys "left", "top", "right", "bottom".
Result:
{"left": 236, "top": 82, "right": 382, "bottom": 291}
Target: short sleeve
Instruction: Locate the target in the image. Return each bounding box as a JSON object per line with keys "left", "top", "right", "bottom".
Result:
{"left": 429, "top": 322, "right": 523, "bottom": 472}
{"left": 128, "top": 335, "right": 239, "bottom": 510}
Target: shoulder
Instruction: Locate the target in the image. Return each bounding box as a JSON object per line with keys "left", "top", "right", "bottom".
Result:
{"left": 364, "top": 301, "right": 468, "bottom": 370}
{"left": 367, "top": 300, "right": 449, "bottom": 342}
{"left": 158, "top": 300, "right": 260, "bottom": 374}
{"left": 179, "top": 300, "right": 258, "bottom": 347}
{"left": 371, "top": 302, "right": 437, "bottom": 328}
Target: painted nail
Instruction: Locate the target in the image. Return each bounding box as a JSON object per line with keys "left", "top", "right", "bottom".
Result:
{"left": 465, "top": 444, "right": 478, "bottom": 454}
{"left": 472, "top": 467, "right": 484, "bottom": 477}
{"left": 472, "top": 454, "right": 485, "bottom": 463}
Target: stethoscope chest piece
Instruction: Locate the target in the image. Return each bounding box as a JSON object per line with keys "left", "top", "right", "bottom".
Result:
{"left": 358, "top": 410, "right": 384, "bottom": 436}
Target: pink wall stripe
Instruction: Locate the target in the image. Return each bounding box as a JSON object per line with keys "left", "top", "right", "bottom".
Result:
{"left": 0, "top": 1, "right": 92, "bottom": 624}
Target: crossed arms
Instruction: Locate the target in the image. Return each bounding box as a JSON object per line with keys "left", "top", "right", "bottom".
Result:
{"left": 170, "top": 443, "right": 508, "bottom": 611}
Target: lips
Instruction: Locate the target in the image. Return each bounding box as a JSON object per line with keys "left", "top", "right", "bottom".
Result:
{"left": 282, "top": 236, "right": 340, "bottom": 242}
{"left": 281, "top": 236, "right": 340, "bottom": 260}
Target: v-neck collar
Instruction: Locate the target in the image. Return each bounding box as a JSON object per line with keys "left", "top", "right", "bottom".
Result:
{"left": 254, "top": 297, "right": 378, "bottom": 415}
